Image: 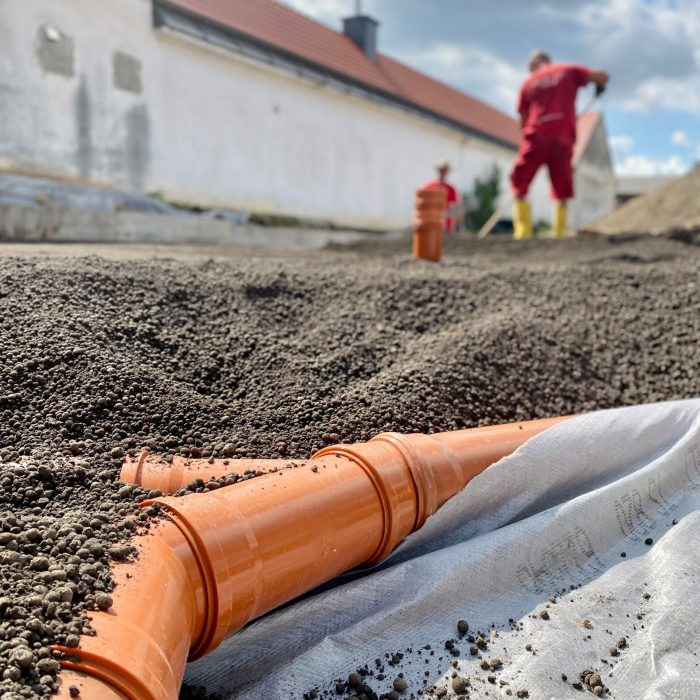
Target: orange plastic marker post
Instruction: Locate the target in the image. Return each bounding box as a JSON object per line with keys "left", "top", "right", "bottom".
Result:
{"left": 413, "top": 187, "right": 447, "bottom": 262}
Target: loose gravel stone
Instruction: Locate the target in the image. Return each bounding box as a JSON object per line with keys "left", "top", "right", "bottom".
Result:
{"left": 392, "top": 675, "right": 407, "bottom": 692}
{"left": 94, "top": 592, "right": 113, "bottom": 611}
{"left": 451, "top": 676, "right": 467, "bottom": 693}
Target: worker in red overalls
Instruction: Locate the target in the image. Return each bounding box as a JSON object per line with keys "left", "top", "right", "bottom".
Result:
{"left": 423, "top": 159, "right": 459, "bottom": 233}
{"left": 510, "top": 51, "right": 609, "bottom": 239}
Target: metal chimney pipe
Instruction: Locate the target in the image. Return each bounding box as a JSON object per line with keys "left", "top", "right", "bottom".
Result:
{"left": 343, "top": 11, "right": 379, "bottom": 60}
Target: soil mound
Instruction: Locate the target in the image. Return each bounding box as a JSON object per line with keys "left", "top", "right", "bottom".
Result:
{"left": 583, "top": 165, "right": 700, "bottom": 239}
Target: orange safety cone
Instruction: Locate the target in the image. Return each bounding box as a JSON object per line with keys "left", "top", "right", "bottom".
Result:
{"left": 56, "top": 416, "right": 570, "bottom": 699}
{"left": 413, "top": 187, "right": 447, "bottom": 262}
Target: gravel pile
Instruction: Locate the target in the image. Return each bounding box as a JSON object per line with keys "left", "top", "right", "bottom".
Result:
{"left": 0, "top": 234, "right": 698, "bottom": 698}
{"left": 581, "top": 164, "right": 700, "bottom": 239}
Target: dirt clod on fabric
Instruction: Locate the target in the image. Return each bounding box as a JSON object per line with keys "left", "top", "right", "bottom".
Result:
{"left": 0, "top": 234, "right": 698, "bottom": 698}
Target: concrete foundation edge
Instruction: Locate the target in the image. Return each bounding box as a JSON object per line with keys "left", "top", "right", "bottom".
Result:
{"left": 0, "top": 204, "right": 397, "bottom": 250}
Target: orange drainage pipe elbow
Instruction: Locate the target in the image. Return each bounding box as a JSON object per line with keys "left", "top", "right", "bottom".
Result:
{"left": 59, "top": 416, "right": 570, "bottom": 699}
{"left": 54, "top": 519, "right": 203, "bottom": 699}
{"left": 413, "top": 186, "right": 447, "bottom": 262}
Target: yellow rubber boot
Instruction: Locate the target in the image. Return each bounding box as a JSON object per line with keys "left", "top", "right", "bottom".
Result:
{"left": 512, "top": 199, "right": 532, "bottom": 240}
{"left": 553, "top": 203, "right": 567, "bottom": 238}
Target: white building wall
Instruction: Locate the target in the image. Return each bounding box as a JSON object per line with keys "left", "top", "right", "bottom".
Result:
{"left": 0, "top": 0, "right": 551, "bottom": 230}
{"left": 570, "top": 121, "right": 617, "bottom": 229}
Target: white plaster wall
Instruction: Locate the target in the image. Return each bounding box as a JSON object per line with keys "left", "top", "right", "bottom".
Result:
{"left": 570, "top": 121, "right": 617, "bottom": 228}
{"left": 0, "top": 0, "right": 551, "bottom": 229}
{"left": 0, "top": 0, "right": 155, "bottom": 190}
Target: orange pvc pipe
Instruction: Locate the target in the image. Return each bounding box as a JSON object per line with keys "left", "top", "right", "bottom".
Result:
{"left": 54, "top": 519, "right": 202, "bottom": 699}
{"left": 59, "top": 416, "right": 570, "bottom": 699}
{"left": 121, "top": 417, "right": 569, "bottom": 496}
{"left": 413, "top": 187, "right": 447, "bottom": 262}
{"left": 120, "top": 451, "right": 306, "bottom": 493}
{"left": 54, "top": 670, "right": 127, "bottom": 699}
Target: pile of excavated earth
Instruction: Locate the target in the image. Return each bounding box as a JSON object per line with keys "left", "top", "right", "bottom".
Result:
{"left": 582, "top": 164, "right": 700, "bottom": 239}
{"left": 0, "top": 232, "right": 698, "bottom": 699}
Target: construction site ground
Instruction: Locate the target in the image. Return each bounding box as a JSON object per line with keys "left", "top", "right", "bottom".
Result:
{"left": 0, "top": 232, "right": 698, "bottom": 699}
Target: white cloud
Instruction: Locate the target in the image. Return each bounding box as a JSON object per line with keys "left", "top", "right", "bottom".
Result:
{"left": 575, "top": 0, "right": 700, "bottom": 114}
{"left": 280, "top": 0, "right": 350, "bottom": 23}
{"left": 615, "top": 154, "right": 689, "bottom": 177}
{"left": 418, "top": 43, "right": 465, "bottom": 70}
{"left": 610, "top": 135, "right": 634, "bottom": 153}
{"left": 395, "top": 42, "right": 522, "bottom": 111}
{"left": 669, "top": 129, "right": 700, "bottom": 161}
{"left": 671, "top": 130, "right": 692, "bottom": 147}
{"left": 619, "top": 79, "right": 700, "bottom": 115}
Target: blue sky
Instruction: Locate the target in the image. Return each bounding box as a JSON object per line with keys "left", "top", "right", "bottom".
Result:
{"left": 281, "top": 0, "right": 700, "bottom": 176}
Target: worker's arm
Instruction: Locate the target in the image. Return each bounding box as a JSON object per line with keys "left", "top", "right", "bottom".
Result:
{"left": 588, "top": 69, "right": 610, "bottom": 95}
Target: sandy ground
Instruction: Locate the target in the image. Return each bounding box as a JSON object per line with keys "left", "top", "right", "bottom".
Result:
{"left": 584, "top": 164, "right": 700, "bottom": 237}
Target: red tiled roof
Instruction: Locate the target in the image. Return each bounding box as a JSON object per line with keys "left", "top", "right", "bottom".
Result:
{"left": 166, "top": 0, "right": 520, "bottom": 147}
{"left": 378, "top": 55, "right": 520, "bottom": 147}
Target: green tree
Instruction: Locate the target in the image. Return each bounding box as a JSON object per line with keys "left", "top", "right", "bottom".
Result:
{"left": 463, "top": 164, "right": 501, "bottom": 232}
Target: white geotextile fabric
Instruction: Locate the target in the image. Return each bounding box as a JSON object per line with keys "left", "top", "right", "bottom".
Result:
{"left": 184, "top": 400, "right": 700, "bottom": 699}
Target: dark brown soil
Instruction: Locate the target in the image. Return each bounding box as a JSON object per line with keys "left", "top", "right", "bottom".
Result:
{"left": 0, "top": 233, "right": 698, "bottom": 698}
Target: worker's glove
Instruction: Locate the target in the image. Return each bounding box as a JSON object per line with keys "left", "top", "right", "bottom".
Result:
{"left": 595, "top": 83, "right": 606, "bottom": 97}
